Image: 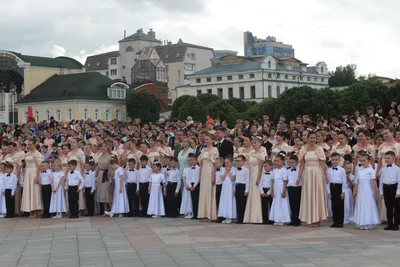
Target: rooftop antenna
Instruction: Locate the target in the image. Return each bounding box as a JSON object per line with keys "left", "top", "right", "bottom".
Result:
{"left": 124, "top": 30, "right": 126, "bottom": 38}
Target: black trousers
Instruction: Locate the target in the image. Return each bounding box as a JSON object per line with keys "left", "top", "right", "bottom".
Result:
{"left": 261, "top": 188, "right": 273, "bottom": 224}
{"left": 383, "top": 183, "right": 400, "bottom": 227}
{"left": 5, "top": 189, "right": 15, "bottom": 218}
{"left": 166, "top": 182, "right": 178, "bottom": 217}
{"left": 68, "top": 186, "right": 79, "bottom": 218}
{"left": 216, "top": 184, "right": 223, "bottom": 222}
{"left": 41, "top": 184, "right": 52, "bottom": 217}
{"left": 190, "top": 184, "right": 200, "bottom": 219}
{"left": 330, "top": 183, "right": 344, "bottom": 225}
{"left": 235, "top": 184, "right": 247, "bottom": 223}
{"left": 139, "top": 182, "right": 149, "bottom": 216}
{"left": 126, "top": 183, "right": 139, "bottom": 217}
{"left": 84, "top": 187, "right": 95, "bottom": 216}
{"left": 288, "top": 186, "right": 302, "bottom": 224}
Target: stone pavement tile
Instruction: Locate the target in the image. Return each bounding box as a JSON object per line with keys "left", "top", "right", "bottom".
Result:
{"left": 211, "top": 263, "right": 247, "bottom": 267}
{"left": 282, "top": 264, "right": 318, "bottom": 267}
{"left": 159, "top": 235, "right": 197, "bottom": 245}
{"left": 292, "top": 251, "right": 330, "bottom": 258}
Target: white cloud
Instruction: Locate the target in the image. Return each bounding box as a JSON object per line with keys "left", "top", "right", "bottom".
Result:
{"left": 50, "top": 45, "right": 66, "bottom": 57}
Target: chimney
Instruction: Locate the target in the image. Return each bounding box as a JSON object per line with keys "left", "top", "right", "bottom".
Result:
{"left": 124, "top": 30, "right": 126, "bottom": 38}
{"left": 148, "top": 29, "right": 155, "bottom": 39}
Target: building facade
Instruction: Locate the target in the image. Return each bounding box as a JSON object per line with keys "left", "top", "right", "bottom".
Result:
{"left": 244, "top": 31, "right": 294, "bottom": 58}
{"left": 176, "top": 55, "right": 330, "bottom": 102}
{"left": 0, "top": 51, "right": 84, "bottom": 124}
{"left": 214, "top": 50, "right": 238, "bottom": 58}
{"left": 15, "top": 72, "right": 127, "bottom": 123}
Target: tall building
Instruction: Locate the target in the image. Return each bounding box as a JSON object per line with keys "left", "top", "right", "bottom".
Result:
{"left": 244, "top": 31, "right": 294, "bottom": 58}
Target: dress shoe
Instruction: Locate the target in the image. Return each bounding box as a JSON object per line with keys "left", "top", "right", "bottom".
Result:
{"left": 330, "top": 223, "right": 337, "bottom": 228}
{"left": 293, "top": 222, "right": 301, "bottom": 227}
{"left": 391, "top": 225, "right": 399, "bottom": 231}
{"left": 384, "top": 226, "right": 392, "bottom": 231}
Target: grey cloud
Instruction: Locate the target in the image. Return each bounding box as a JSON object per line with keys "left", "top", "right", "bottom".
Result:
{"left": 116, "top": 0, "right": 207, "bottom": 13}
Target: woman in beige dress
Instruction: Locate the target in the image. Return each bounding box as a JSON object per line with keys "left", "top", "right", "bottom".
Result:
{"left": 270, "top": 131, "right": 292, "bottom": 161}
{"left": 243, "top": 136, "right": 266, "bottom": 224}
{"left": 233, "top": 137, "right": 244, "bottom": 160}
{"left": 21, "top": 140, "right": 44, "bottom": 218}
{"left": 240, "top": 137, "right": 253, "bottom": 163}
{"left": 298, "top": 131, "right": 328, "bottom": 227}
{"left": 96, "top": 144, "right": 112, "bottom": 214}
{"left": 67, "top": 138, "right": 86, "bottom": 212}
{"left": 147, "top": 136, "right": 163, "bottom": 164}
{"left": 316, "top": 129, "right": 330, "bottom": 151}
{"left": 198, "top": 133, "right": 219, "bottom": 221}
{"left": 353, "top": 130, "right": 375, "bottom": 167}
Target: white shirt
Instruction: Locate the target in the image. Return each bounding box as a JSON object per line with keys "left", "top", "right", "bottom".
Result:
{"left": 166, "top": 168, "right": 181, "bottom": 193}
{"left": 84, "top": 170, "right": 96, "bottom": 192}
{"left": 138, "top": 165, "right": 152, "bottom": 183}
{"left": 3, "top": 173, "right": 17, "bottom": 195}
{"left": 258, "top": 170, "right": 272, "bottom": 194}
{"left": 379, "top": 164, "right": 400, "bottom": 195}
{"left": 65, "top": 170, "right": 84, "bottom": 190}
{"left": 125, "top": 168, "right": 138, "bottom": 184}
{"left": 184, "top": 165, "right": 199, "bottom": 188}
{"left": 215, "top": 167, "right": 225, "bottom": 185}
{"left": 326, "top": 166, "right": 347, "bottom": 194}
{"left": 287, "top": 166, "right": 300, "bottom": 187}
{"left": 235, "top": 166, "right": 250, "bottom": 193}
{"left": 40, "top": 169, "right": 52, "bottom": 185}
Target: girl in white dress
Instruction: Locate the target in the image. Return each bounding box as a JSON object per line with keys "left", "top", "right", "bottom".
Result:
{"left": 218, "top": 157, "right": 237, "bottom": 224}
{"left": 353, "top": 153, "right": 380, "bottom": 230}
{"left": 147, "top": 161, "right": 166, "bottom": 218}
{"left": 0, "top": 165, "right": 6, "bottom": 217}
{"left": 49, "top": 160, "right": 66, "bottom": 218}
{"left": 343, "top": 161, "right": 355, "bottom": 224}
{"left": 105, "top": 157, "right": 129, "bottom": 217}
{"left": 180, "top": 158, "right": 193, "bottom": 219}
{"left": 269, "top": 153, "right": 291, "bottom": 225}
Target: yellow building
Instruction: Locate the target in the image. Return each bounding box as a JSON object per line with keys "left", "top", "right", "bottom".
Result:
{"left": 15, "top": 72, "right": 128, "bottom": 123}
{"left": 0, "top": 50, "right": 84, "bottom": 123}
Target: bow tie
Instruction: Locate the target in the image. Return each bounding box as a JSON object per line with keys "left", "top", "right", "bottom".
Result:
{"left": 141, "top": 166, "right": 146, "bottom": 169}
{"left": 237, "top": 167, "right": 242, "bottom": 171}
{"left": 129, "top": 169, "right": 135, "bottom": 172}
{"left": 85, "top": 172, "right": 89, "bottom": 175}
{"left": 163, "top": 166, "right": 167, "bottom": 168}
{"left": 216, "top": 168, "right": 220, "bottom": 172}
{"left": 167, "top": 168, "right": 171, "bottom": 171}
{"left": 291, "top": 168, "right": 296, "bottom": 172}
{"left": 191, "top": 167, "right": 196, "bottom": 170}
{"left": 70, "top": 171, "right": 74, "bottom": 174}
{"left": 6, "top": 174, "right": 10, "bottom": 177}
{"left": 41, "top": 171, "right": 46, "bottom": 173}
{"left": 387, "top": 164, "right": 392, "bottom": 167}
{"left": 265, "top": 172, "right": 270, "bottom": 175}
{"left": 358, "top": 164, "right": 361, "bottom": 167}
{"left": 332, "top": 167, "right": 338, "bottom": 171}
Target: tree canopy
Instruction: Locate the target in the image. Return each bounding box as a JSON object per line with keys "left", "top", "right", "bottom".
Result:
{"left": 328, "top": 64, "right": 358, "bottom": 87}
{"left": 126, "top": 91, "right": 160, "bottom": 124}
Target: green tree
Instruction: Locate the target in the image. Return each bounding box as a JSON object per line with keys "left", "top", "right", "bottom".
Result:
{"left": 227, "top": 97, "right": 248, "bottom": 114}
{"left": 337, "top": 82, "right": 373, "bottom": 114}
{"left": 328, "top": 64, "right": 358, "bottom": 87}
{"left": 197, "top": 94, "right": 220, "bottom": 107}
{"left": 171, "top": 95, "right": 193, "bottom": 119}
{"left": 244, "top": 99, "right": 278, "bottom": 120}
{"left": 206, "top": 100, "right": 238, "bottom": 127}
{"left": 126, "top": 91, "right": 160, "bottom": 124}
{"left": 177, "top": 97, "right": 205, "bottom": 123}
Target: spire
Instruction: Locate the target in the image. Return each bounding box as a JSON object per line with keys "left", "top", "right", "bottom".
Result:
{"left": 177, "top": 38, "right": 183, "bottom": 44}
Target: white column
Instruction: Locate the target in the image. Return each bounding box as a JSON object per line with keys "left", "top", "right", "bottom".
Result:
{"left": 4, "top": 92, "right": 9, "bottom": 124}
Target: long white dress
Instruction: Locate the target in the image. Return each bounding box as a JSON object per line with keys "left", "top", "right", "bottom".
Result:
{"left": 269, "top": 167, "right": 291, "bottom": 223}
{"left": 147, "top": 173, "right": 166, "bottom": 216}
{"left": 49, "top": 171, "right": 67, "bottom": 213}
{"left": 180, "top": 167, "right": 192, "bottom": 215}
{"left": 344, "top": 174, "right": 355, "bottom": 224}
{"left": 353, "top": 167, "right": 380, "bottom": 229}
{"left": 110, "top": 167, "right": 129, "bottom": 214}
{"left": 0, "top": 174, "right": 6, "bottom": 214}
{"left": 218, "top": 168, "right": 237, "bottom": 219}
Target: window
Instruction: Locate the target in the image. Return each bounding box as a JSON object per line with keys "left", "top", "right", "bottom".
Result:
{"left": 197, "top": 90, "right": 202, "bottom": 96}
{"left": 196, "top": 78, "right": 201, "bottom": 83}
{"left": 239, "top": 87, "right": 244, "bottom": 99}
{"left": 55, "top": 109, "right": 61, "bottom": 121}
{"left": 165, "top": 54, "right": 169, "bottom": 59}
{"left": 207, "top": 89, "right": 212, "bottom": 94}
{"left": 95, "top": 109, "right": 100, "bottom": 120}
{"left": 206, "top": 77, "right": 211, "bottom": 82}
{"left": 227, "top": 76, "right": 233, "bottom": 81}
{"left": 238, "top": 74, "right": 243, "bottom": 80}
{"left": 108, "top": 87, "right": 126, "bottom": 99}
{"left": 184, "top": 63, "right": 195, "bottom": 71}
{"left": 292, "top": 76, "right": 296, "bottom": 80}
{"left": 268, "top": 73, "right": 272, "bottom": 78}
{"left": 268, "top": 85, "right": 272, "bottom": 98}
{"left": 116, "top": 110, "right": 121, "bottom": 121}
{"left": 249, "top": 73, "right": 255, "bottom": 79}
{"left": 110, "top": 69, "right": 117, "bottom": 76}
{"left": 35, "top": 111, "right": 40, "bottom": 122}
{"left": 110, "top": 58, "right": 117, "bottom": 65}
{"left": 176, "top": 53, "right": 180, "bottom": 58}
{"left": 321, "top": 67, "right": 324, "bottom": 73}
{"left": 268, "top": 61, "right": 271, "bottom": 68}
{"left": 187, "top": 53, "right": 196, "bottom": 60}
{"left": 63, "top": 90, "right": 69, "bottom": 97}
{"left": 285, "top": 75, "right": 288, "bottom": 80}
{"left": 277, "top": 86, "right": 281, "bottom": 97}
{"left": 314, "top": 77, "right": 317, "bottom": 82}
{"left": 84, "top": 108, "right": 89, "bottom": 120}
{"left": 228, "top": 88, "right": 233, "bottom": 99}
{"left": 87, "top": 63, "right": 91, "bottom": 67}
{"left": 276, "top": 73, "right": 280, "bottom": 79}
{"left": 105, "top": 109, "right": 110, "bottom": 121}
{"left": 307, "top": 77, "right": 310, "bottom": 82}
{"left": 217, "top": 76, "right": 222, "bottom": 81}
{"left": 321, "top": 78, "right": 325, "bottom": 83}
{"left": 217, "top": 88, "right": 223, "bottom": 98}
{"left": 67, "top": 108, "right": 72, "bottom": 121}
{"left": 45, "top": 110, "right": 50, "bottom": 121}
{"left": 250, "top": 86, "right": 256, "bottom": 99}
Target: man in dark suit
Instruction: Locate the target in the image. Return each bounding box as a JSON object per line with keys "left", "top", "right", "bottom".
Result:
{"left": 173, "top": 130, "right": 186, "bottom": 158}
{"left": 214, "top": 127, "right": 234, "bottom": 159}
{"left": 195, "top": 132, "right": 206, "bottom": 157}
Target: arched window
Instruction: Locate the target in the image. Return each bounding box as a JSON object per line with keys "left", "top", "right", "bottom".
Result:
{"left": 35, "top": 111, "right": 40, "bottom": 122}
{"left": 268, "top": 61, "right": 271, "bottom": 68}
{"left": 45, "top": 110, "right": 50, "bottom": 121}
{"left": 116, "top": 109, "right": 121, "bottom": 121}
{"left": 84, "top": 108, "right": 89, "bottom": 120}
{"left": 321, "top": 67, "right": 324, "bottom": 73}
{"left": 105, "top": 109, "right": 110, "bottom": 121}
{"left": 24, "top": 111, "right": 28, "bottom": 123}
{"left": 94, "top": 109, "right": 100, "bottom": 120}
{"left": 126, "top": 46, "right": 134, "bottom": 52}
{"left": 67, "top": 108, "right": 72, "bottom": 121}
{"left": 55, "top": 109, "right": 61, "bottom": 121}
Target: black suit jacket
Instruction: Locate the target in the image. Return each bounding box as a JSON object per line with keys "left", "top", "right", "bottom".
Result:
{"left": 195, "top": 144, "right": 205, "bottom": 157}
{"left": 216, "top": 139, "right": 234, "bottom": 159}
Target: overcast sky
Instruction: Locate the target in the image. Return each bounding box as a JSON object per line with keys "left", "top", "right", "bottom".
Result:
{"left": 1, "top": 0, "right": 399, "bottom": 77}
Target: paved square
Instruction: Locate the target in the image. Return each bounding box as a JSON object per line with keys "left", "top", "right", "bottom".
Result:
{"left": 0, "top": 217, "right": 399, "bottom": 267}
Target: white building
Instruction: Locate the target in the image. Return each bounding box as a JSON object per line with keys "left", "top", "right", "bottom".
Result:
{"left": 175, "top": 55, "right": 330, "bottom": 102}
